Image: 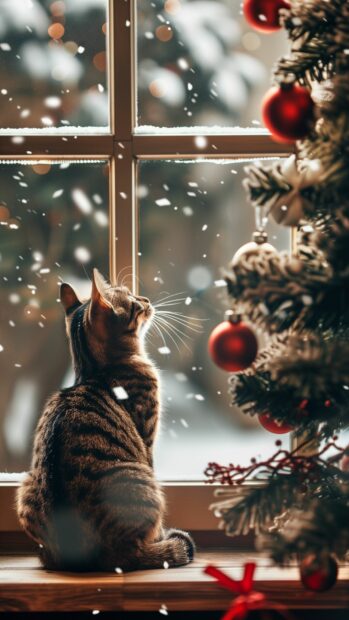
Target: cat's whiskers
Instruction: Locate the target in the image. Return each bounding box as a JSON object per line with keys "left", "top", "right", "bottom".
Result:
{"left": 153, "top": 291, "right": 186, "bottom": 305}
{"left": 152, "top": 315, "right": 192, "bottom": 351}
{"left": 147, "top": 319, "right": 167, "bottom": 349}
{"left": 156, "top": 314, "right": 203, "bottom": 334}
{"left": 152, "top": 316, "right": 184, "bottom": 352}
{"left": 153, "top": 299, "right": 187, "bottom": 309}
{"left": 155, "top": 310, "right": 206, "bottom": 334}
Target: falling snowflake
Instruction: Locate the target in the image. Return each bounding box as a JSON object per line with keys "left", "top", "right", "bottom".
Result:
{"left": 72, "top": 188, "right": 93, "bottom": 214}
{"left": 163, "top": 561, "right": 169, "bottom": 569}
{"left": 177, "top": 57, "right": 189, "bottom": 70}
{"left": 9, "top": 293, "right": 20, "bottom": 304}
{"left": 159, "top": 604, "right": 168, "bottom": 616}
{"left": 45, "top": 96, "right": 61, "bottom": 108}
{"left": 74, "top": 247, "right": 91, "bottom": 263}
{"left": 180, "top": 419, "right": 189, "bottom": 428}
{"left": 41, "top": 116, "right": 54, "bottom": 126}
{"left": 93, "top": 194, "right": 103, "bottom": 205}
{"left": 113, "top": 386, "right": 128, "bottom": 400}
{"left": 175, "top": 372, "right": 187, "bottom": 382}
{"left": 182, "top": 206, "right": 193, "bottom": 217}
{"left": 0, "top": 345, "right": 4, "bottom": 352}
{"left": 94, "top": 211, "right": 108, "bottom": 227}
{"left": 158, "top": 346, "right": 171, "bottom": 355}
{"left": 184, "top": 297, "right": 192, "bottom": 305}
{"left": 115, "top": 567, "right": 123, "bottom": 574}
{"left": 52, "top": 189, "right": 64, "bottom": 199}
{"left": 155, "top": 198, "right": 171, "bottom": 207}
{"left": 194, "top": 136, "right": 208, "bottom": 149}
{"left": 195, "top": 394, "right": 205, "bottom": 401}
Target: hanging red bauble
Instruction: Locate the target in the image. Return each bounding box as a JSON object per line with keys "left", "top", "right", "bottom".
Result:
{"left": 300, "top": 554, "right": 338, "bottom": 592}
{"left": 258, "top": 412, "right": 294, "bottom": 434}
{"left": 243, "top": 0, "right": 290, "bottom": 33}
{"left": 262, "top": 83, "right": 315, "bottom": 143}
{"left": 208, "top": 313, "right": 258, "bottom": 372}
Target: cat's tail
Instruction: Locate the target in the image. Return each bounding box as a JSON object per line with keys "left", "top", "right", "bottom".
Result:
{"left": 133, "top": 528, "right": 195, "bottom": 570}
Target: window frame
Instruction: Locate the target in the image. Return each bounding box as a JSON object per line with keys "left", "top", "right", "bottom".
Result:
{"left": 0, "top": 0, "right": 294, "bottom": 536}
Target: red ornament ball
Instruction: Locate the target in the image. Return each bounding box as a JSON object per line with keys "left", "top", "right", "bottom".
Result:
{"left": 208, "top": 318, "right": 258, "bottom": 372}
{"left": 300, "top": 554, "right": 338, "bottom": 592}
{"left": 262, "top": 83, "right": 315, "bottom": 143}
{"left": 258, "top": 412, "right": 294, "bottom": 434}
{"left": 243, "top": 0, "right": 290, "bottom": 33}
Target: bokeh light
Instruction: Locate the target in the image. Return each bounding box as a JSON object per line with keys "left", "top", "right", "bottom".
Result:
{"left": 48, "top": 23, "right": 65, "bottom": 40}
{"left": 155, "top": 25, "right": 173, "bottom": 42}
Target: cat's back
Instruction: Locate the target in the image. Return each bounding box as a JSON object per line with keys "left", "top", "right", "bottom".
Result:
{"left": 34, "top": 381, "right": 148, "bottom": 476}
{"left": 17, "top": 382, "right": 148, "bottom": 535}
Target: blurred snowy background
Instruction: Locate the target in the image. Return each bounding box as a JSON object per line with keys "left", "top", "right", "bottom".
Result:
{"left": 139, "top": 160, "right": 291, "bottom": 479}
{"left": 0, "top": 0, "right": 290, "bottom": 476}
{"left": 137, "top": 0, "right": 288, "bottom": 129}
{"left": 0, "top": 0, "right": 108, "bottom": 130}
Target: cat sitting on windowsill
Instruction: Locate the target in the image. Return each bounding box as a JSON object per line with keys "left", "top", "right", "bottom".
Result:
{"left": 17, "top": 268, "right": 195, "bottom": 572}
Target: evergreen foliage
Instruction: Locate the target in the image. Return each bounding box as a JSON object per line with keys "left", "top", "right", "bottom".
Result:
{"left": 211, "top": 0, "right": 349, "bottom": 566}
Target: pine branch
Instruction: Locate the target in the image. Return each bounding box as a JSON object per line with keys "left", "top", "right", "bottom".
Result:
{"left": 206, "top": 443, "right": 349, "bottom": 543}
{"left": 275, "top": 45, "right": 335, "bottom": 86}
{"left": 281, "top": 0, "right": 348, "bottom": 45}
{"left": 210, "top": 474, "right": 300, "bottom": 537}
{"left": 226, "top": 246, "right": 332, "bottom": 332}
{"left": 262, "top": 500, "right": 349, "bottom": 564}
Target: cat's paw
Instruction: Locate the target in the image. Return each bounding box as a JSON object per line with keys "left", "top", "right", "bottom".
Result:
{"left": 165, "top": 527, "right": 196, "bottom": 561}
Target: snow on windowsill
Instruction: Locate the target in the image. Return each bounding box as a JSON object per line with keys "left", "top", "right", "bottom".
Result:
{"left": 0, "top": 472, "right": 27, "bottom": 483}
{"left": 0, "top": 126, "right": 110, "bottom": 136}
{"left": 135, "top": 125, "right": 269, "bottom": 136}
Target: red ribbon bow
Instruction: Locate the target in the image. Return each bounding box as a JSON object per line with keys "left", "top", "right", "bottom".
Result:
{"left": 204, "top": 562, "right": 292, "bottom": 620}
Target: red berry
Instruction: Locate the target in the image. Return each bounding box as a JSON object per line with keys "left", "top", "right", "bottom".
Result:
{"left": 262, "top": 83, "right": 315, "bottom": 143}
{"left": 300, "top": 554, "right": 338, "bottom": 592}
{"left": 258, "top": 412, "right": 294, "bottom": 434}
{"left": 208, "top": 320, "right": 258, "bottom": 372}
{"left": 243, "top": 0, "right": 290, "bottom": 33}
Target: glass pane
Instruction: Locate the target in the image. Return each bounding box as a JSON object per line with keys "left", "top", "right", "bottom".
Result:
{"left": 0, "top": 0, "right": 108, "bottom": 132}
{"left": 136, "top": 0, "right": 288, "bottom": 131}
{"left": 138, "top": 159, "right": 291, "bottom": 480}
{"left": 0, "top": 161, "right": 109, "bottom": 472}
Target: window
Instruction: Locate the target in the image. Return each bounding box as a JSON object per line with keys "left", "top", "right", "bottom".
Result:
{"left": 0, "top": 0, "right": 293, "bottom": 531}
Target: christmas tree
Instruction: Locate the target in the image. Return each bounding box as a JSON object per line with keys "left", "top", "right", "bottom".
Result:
{"left": 206, "top": 0, "right": 349, "bottom": 591}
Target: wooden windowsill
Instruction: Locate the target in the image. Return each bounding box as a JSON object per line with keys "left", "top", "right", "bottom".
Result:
{"left": 1, "top": 551, "right": 349, "bottom": 612}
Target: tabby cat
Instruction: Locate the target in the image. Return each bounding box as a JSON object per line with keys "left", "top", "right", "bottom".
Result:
{"left": 17, "top": 268, "right": 195, "bottom": 571}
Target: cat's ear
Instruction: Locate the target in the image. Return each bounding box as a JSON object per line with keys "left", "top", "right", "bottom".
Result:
{"left": 60, "top": 283, "right": 82, "bottom": 314}
{"left": 91, "top": 268, "right": 113, "bottom": 312}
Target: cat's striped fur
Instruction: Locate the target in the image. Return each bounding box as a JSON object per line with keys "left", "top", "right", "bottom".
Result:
{"left": 17, "top": 269, "right": 195, "bottom": 571}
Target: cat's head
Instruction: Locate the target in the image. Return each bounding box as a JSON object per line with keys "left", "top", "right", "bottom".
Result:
{"left": 60, "top": 268, "right": 153, "bottom": 366}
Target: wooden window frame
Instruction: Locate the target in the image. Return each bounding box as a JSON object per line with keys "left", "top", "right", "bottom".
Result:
{"left": 0, "top": 0, "right": 294, "bottom": 538}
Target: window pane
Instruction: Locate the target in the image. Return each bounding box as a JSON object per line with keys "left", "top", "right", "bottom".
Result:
{"left": 138, "top": 159, "right": 291, "bottom": 480}
{"left": 0, "top": 0, "right": 108, "bottom": 132}
{"left": 0, "top": 161, "right": 109, "bottom": 472}
{"left": 136, "top": 0, "right": 288, "bottom": 131}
